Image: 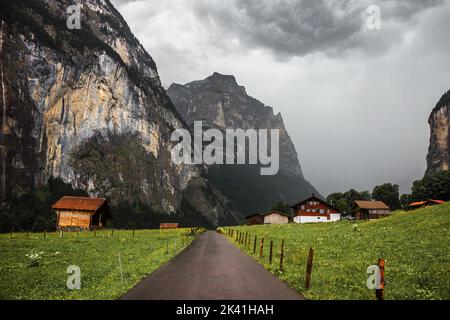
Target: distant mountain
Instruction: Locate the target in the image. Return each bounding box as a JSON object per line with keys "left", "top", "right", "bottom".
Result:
{"left": 0, "top": 0, "right": 240, "bottom": 228}
{"left": 167, "top": 72, "right": 318, "bottom": 215}
{"left": 426, "top": 90, "right": 450, "bottom": 175}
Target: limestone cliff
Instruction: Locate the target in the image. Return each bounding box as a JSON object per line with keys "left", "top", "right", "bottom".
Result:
{"left": 426, "top": 90, "right": 450, "bottom": 175}
{"left": 168, "top": 73, "right": 318, "bottom": 214}
{"left": 0, "top": 0, "right": 240, "bottom": 226}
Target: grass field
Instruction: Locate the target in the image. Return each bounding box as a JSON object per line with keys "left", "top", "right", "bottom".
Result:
{"left": 0, "top": 229, "right": 198, "bottom": 299}
{"left": 220, "top": 203, "right": 450, "bottom": 300}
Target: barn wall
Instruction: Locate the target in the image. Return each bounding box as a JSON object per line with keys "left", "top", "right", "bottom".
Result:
{"left": 58, "top": 210, "right": 92, "bottom": 229}
{"left": 264, "top": 214, "right": 289, "bottom": 224}
{"left": 246, "top": 215, "right": 263, "bottom": 225}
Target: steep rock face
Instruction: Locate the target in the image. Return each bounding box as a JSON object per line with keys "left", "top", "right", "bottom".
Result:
{"left": 426, "top": 90, "right": 450, "bottom": 175}
{"left": 167, "top": 72, "right": 318, "bottom": 214}
{"left": 0, "top": 0, "right": 239, "bottom": 226}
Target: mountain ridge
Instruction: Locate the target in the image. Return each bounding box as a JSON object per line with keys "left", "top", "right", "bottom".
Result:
{"left": 167, "top": 72, "right": 319, "bottom": 215}
{"left": 0, "top": 0, "right": 240, "bottom": 228}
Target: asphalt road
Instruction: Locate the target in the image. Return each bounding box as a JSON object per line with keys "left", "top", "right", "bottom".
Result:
{"left": 120, "top": 231, "right": 304, "bottom": 300}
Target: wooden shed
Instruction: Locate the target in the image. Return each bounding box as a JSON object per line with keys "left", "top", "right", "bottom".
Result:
{"left": 245, "top": 214, "right": 264, "bottom": 225}
{"left": 354, "top": 200, "right": 391, "bottom": 220}
{"left": 246, "top": 211, "right": 291, "bottom": 225}
{"left": 160, "top": 223, "right": 179, "bottom": 229}
{"left": 52, "top": 196, "right": 112, "bottom": 230}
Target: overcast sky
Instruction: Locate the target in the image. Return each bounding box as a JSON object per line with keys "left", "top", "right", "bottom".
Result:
{"left": 111, "top": 0, "right": 450, "bottom": 196}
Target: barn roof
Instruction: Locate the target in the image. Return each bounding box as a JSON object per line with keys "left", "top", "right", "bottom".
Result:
{"left": 52, "top": 196, "right": 110, "bottom": 213}
{"left": 246, "top": 211, "right": 292, "bottom": 219}
{"left": 355, "top": 200, "right": 390, "bottom": 210}
{"left": 262, "top": 211, "right": 292, "bottom": 218}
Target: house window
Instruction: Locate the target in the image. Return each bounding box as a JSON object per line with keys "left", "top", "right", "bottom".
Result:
{"left": 307, "top": 209, "right": 310, "bottom": 212}
{"left": 320, "top": 209, "right": 324, "bottom": 214}
{"left": 301, "top": 205, "right": 305, "bottom": 210}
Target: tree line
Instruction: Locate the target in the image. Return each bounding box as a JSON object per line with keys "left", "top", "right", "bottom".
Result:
{"left": 327, "top": 170, "right": 450, "bottom": 216}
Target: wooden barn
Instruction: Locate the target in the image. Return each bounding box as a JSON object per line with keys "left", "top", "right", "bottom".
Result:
{"left": 245, "top": 214, "right": 264, "bottom": 225}
{"left": 291, "top": 194, "right": 341, "bottom": 224}
{"left": 52, "top": 196, "right": 112, "bottom": 230}
{"left": 160, "top": 223, "right": 179, "bottom": 229}
{"left": 354, "top": 200, "right": 391, "bottom": 220}
{"left": 245, "top": 211, "right": 291, "bottom": 225}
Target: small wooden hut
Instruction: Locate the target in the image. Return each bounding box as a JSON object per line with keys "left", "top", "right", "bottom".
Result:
{"left": 160, "top": 223, "right": 179, "bottom": 229}
{"left": 52, "top": 196, "right": 112, "bottom": 230}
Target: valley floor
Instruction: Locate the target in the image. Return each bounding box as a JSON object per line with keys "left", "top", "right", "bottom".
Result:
{"left": 222, "top": 203, "right": 450, "bottom": 300}
{"left": 0, "top": 229, "right": 194, "bottom": 299}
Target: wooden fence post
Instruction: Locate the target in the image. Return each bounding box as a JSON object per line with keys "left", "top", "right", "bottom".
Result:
{"left": 133, "top": 229, "right": 135, "bottom": 237}
{"left": 376, "top": 258, "right": 385, "bottom": 300}
{"left": 305, "top": 247, "right": 314, "bottom": 290}
{"left": 44, "top": 230, "right": 47, "bottom": 239}
{"left": 259, "top": 237, "right": 265, "bottom": 257}
{"left": 269, "top": 240, "right": 273, "bottom": 264}
{"left": 60, "top": 230, "right": 63, "bottom": 238}
{"left": 244, "top": 232, "right": 247, "bottom": 246}
{"left": 26, "top": 232, "right": 29, "bottom": 239}
{"left": 253, "top": 235, "right": 257, "bottom": 254}
{"left": 279, "top": 239, "right": 285, "bottom": 271}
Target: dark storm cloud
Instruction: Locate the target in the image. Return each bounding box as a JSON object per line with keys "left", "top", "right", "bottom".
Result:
{"left": 192, "top": 0, "right": 445, "bottom": 58}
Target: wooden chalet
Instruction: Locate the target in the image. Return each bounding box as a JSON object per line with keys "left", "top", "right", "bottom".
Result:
{"left": 291, "top": 194, "right": 341, "bottom": 224}
{"left": 354, "top": 200, "right": 390, "bottom": 220}
{"left": 245, "top": 211, "right": 291, "bottom": 225}
{"left": 160, "top": 223, "right": 179, "bottom": 229}
{"left": 407, "top": 199, "right": 445, "bottom": 210}
{"left": 52, "top": 196, "right": 112, "bottom": 230}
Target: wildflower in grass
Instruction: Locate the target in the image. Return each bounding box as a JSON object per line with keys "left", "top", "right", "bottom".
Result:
{"left": 25, "top": 249, "right": 44, "bottom": 267}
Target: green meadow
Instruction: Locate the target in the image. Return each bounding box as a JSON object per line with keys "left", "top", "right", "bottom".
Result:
{"left": 221, "top": 203, "right": 450, "bottom": 300}
{"left": 0, "top": 229, "right": 196, "bottom": 300}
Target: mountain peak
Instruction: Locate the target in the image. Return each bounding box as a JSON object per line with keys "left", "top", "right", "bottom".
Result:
{"left": 176, "top": 72, "right": 245, "bottom": 94}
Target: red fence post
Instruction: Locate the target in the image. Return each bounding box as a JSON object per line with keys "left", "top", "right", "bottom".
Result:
{"left": 376, "top": 258, "right": 385, "bottom": 300}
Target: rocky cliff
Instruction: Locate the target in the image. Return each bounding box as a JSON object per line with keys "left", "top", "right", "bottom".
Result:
{"left": 426, "top": 90, "right": 450, "bottom": 175}
{"left": 0, "top": 0, "right": 240, "bottom": 227}
{"left": 168, "top": 73, "right": 318, "bottom": 214}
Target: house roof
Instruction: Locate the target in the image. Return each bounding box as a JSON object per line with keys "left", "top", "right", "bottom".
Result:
{"left": 52, "top": 196, "right": 110, "bottom": 215}
{"left": 355, "top": 200, "right": 390, "bottom": 210}
{"left": 409, "top": 199, "right": 445, "bottom": 206}
{"left": 246, "top": 211, "right": 292, "bottom": 219}
{"left": 291, "top": 194, "right": 341, "bottom": 212}
{"left": 262, "top": 211, "right": 292, "bottom": 218}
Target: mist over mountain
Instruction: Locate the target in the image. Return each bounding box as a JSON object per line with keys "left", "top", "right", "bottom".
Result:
{"left": 168, "top": 72, "right": 318, "bottom": 215}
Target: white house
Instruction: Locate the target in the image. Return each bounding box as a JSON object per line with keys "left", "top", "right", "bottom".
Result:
{"left": 291, "top": 194, "right": 342, "bottom": 224}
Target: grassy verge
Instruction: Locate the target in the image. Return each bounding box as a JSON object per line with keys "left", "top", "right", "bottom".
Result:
{"left": 0, "top": 229, "right": 199, "bottom": 299}
{"left": 219, "top": 203, "right": 450, "bottom": 300}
